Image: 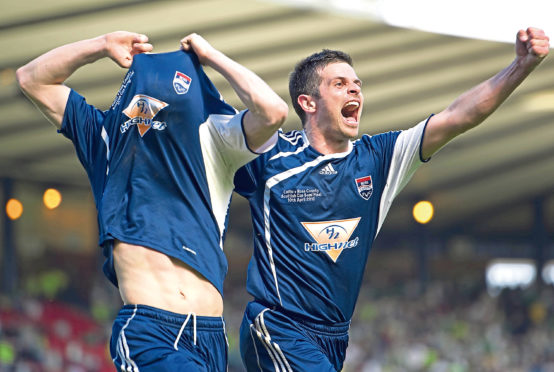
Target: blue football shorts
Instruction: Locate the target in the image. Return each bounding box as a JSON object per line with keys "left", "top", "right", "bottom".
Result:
{"left": 240, "top": 301, "right": 350, "bottom": 372}
{"left": 110, "top": 304, "right": 228, "bottom": 371}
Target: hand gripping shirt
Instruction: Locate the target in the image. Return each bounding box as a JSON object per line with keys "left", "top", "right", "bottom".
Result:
{"left": 234, "top": 118, "right": 431, "bottom": 323}
{"left": 60, "top": 50, "right": 265, "bottom": 295}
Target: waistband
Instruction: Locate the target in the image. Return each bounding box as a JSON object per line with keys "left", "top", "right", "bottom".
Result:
{"left": 119, "top": 304, "right": 225, "bottom": 331}
{"left": 251, "top": 300, "right": 350, "bottom": 336}
{"left": 296, "top": 316, "right": 350, "bottom": 335}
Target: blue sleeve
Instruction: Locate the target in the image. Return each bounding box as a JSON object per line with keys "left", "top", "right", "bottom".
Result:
{"left": 58, "top": 89, "right": 108, "bottom": 174}
{"left": 234, "top": 142, "right": 274, "bottom": 198}
{"left": 362, "top": 130, "right": 402, "bottom": 162}
{"left": 234, "top": 160, "right": 259, "bottom": 199}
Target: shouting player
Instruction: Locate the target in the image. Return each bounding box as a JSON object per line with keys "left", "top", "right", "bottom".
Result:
{"left": 234, "top": 27, "right": 549, "bottom": 371}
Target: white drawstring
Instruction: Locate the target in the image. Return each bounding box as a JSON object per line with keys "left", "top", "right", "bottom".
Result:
{"left": 173, "top": 312, "right": 197, "bottom": 350}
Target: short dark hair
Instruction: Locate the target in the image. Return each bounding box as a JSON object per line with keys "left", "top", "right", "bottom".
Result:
{"left": 288, "top": 49, "right": 353, "bottom": 125}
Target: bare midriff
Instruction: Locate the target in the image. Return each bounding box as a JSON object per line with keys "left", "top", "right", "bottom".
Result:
{"left": 113, "top": 240, "right": 223, "bottom": 316}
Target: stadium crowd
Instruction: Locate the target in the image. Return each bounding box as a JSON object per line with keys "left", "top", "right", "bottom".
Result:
{"left": 2, "top": 270, "right": 553, "bottom": 371}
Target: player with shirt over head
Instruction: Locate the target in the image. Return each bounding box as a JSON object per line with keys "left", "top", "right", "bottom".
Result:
{"left": 16, "top": 31, "right": 288, "bottom": 371}
{"left": 234, "top": 27, "right": 549, "bottom": 371}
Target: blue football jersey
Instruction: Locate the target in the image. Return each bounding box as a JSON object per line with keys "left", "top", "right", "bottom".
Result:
{"left": 234, "top": 118, "right": 430, "bottom": 323}
{"left": 60, "top": 50, "right": 261, "bottom": 295}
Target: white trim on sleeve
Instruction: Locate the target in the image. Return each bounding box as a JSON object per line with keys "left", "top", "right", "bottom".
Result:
{"left": 376, "top": 118, "right": 429, "bottom": 236}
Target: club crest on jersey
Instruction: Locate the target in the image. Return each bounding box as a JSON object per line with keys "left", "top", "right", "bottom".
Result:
{"left": 355, "top": 175, "right": 373, "bottom": 200}
{"left": 173, "top": 71, "right": 192, "bottom": 95}
{"left": 121, "top": 94, "right": 169, "bottom": 137}
{"left": 301, "top": 218, "right": 361, "bottom": 262}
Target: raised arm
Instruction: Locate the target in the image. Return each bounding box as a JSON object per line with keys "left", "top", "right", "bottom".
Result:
{"left": 421, "top": 27, "right": 550, "bottom": 159}
{"left": 181, "top": 33, "right": 288, "bottom": 151}
{"left": 16, "top": 31, "right": 153, "bottom": 129}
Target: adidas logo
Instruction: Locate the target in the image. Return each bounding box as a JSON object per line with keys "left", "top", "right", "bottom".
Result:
{"left": 319, "top": 163, "right": 337, "bottom": 175}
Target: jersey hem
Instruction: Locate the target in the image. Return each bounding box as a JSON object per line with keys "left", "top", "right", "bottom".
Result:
{"left": 240, "top": 110, "right": 279, "bottom": 155}
{"left": 100, "top": 233, "right": 224, "bottom": 296}
{"left": 419, "top": 113, "right": 434, "bottom": 163}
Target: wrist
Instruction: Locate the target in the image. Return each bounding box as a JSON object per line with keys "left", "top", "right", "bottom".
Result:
{"left": 97, "top": 34, "right": 111, "bottom": 59}
{"left": 515, "top": 54, "right": 542, "bottom": 73}
{"left": 80, "top": 35, "right": 109, "bottom": 64}
{"left": 202, "top": 49, "right": 226, "bottom": 68}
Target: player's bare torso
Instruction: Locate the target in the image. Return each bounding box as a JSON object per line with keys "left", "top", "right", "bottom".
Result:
{"left": 113, "top": 240, "right": 223, "bottom": 316}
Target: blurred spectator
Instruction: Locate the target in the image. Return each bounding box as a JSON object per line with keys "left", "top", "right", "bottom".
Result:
{"left": 0, "top": 296, "right": 112, "bottom": 371}
{"left": 3, "top": 252, "right": 554, "bottom": 371}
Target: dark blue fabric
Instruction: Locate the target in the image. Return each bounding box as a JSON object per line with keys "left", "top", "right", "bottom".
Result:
{"left": 234, "top": 130, "right": 401, "bottom": 323}
{"left": 240, "top": 300, "right": 349, "bottom": 371}
{"left": 111, "top": 304, "right": 227, "bottom": 371}
{"left": 60, "top": 50, "right": 236, "bottom": 294}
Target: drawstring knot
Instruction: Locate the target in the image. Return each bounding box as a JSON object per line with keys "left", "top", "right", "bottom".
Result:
{"left": 174, "top": 312, "right": 197, "bottom": 350}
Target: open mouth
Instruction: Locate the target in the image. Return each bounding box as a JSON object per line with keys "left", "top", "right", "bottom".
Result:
{"left": 341, "top": 101, "right": 360, "bottom": 124}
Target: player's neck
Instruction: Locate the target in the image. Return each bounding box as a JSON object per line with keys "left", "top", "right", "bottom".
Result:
{"left": 304, "top": 122, "right": 350, "bottom": 155}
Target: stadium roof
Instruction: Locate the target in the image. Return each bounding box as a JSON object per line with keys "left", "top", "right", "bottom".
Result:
{"left": 1, "top": 0, "right": 553, "bottom": 239}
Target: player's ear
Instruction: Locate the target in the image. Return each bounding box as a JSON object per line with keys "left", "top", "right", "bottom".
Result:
{"left": 298, "top": 94, "right": 316, "bottom": 114}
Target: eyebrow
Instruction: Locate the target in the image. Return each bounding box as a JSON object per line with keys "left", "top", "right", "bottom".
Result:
{"left": 331, "top": 76, "right": 363, "bottom": 85}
